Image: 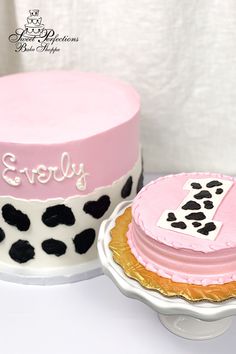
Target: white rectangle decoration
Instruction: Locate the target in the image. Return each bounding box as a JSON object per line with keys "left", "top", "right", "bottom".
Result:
{"left": 157, "top": 178, "right": 233, "bottom": 240}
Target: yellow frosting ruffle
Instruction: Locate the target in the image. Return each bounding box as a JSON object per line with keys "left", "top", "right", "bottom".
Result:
{"left": 109, "top": 207, "right": 236, "bottom": 302}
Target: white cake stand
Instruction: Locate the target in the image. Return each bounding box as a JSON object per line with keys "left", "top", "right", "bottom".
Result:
{"left": 98, "top": 201, "right": 236, "bottom": 340}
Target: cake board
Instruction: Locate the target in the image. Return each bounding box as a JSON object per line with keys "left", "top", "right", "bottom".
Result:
{"left": 0, "top": 258, "right": 102, "bottom": 285}
{"left": 98, "top": 201, "right": 236, "bottom": 340}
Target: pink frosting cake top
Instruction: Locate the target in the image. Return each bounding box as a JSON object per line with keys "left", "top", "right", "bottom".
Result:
{"left": 0, "top": 71, "right": 140, "bottom": 199}
{"left": 132, "top": 173, "right": 236, "bottom": 253}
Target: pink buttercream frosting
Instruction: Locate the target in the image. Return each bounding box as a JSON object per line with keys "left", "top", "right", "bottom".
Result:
{"left": 128, "top": 173, "right": 236, "bottom": 285}
{"left": 0, "top": 71, "right": 140, "bottom": 199}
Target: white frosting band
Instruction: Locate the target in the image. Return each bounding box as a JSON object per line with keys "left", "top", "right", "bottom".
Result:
{"left": 0, "top": 153, "right": 142, "bottom": 274}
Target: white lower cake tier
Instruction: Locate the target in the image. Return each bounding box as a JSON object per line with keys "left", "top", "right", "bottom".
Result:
{"left": 0, "top": 154, "right": 142, "bottom": 280}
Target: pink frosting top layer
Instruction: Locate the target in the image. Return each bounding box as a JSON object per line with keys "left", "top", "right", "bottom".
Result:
{"left": 128, "top": 173, "right": 236, "bottom": 285}
{"left": 0, "top": 71, "right": 140, "bottom": 199}
{"left": 132, "top": 173, "right": 236, "bottom": 253}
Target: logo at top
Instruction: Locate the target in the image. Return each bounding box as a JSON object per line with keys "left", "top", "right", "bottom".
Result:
{"left": 24, "top": 9, "right": 45, "bottom": 38}
{"left": 9, "top": 9, "right": 79, "bottom": 54}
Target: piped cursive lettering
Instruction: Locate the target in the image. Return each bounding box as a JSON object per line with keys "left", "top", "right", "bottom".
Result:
{"left": 2, "top": 152, "right": 89, "bottom": 191}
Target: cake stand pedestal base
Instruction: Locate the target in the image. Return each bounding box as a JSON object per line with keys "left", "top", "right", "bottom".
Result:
{"left": 158, "top": 314, "right": 232, "bottom": 340}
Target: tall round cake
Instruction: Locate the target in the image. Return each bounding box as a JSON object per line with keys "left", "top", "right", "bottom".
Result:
{"left": 128, "top": 173, "right": 236, "bottom": 286}
{"left": 0, "top": 71, "right": 142, "bottom": 283}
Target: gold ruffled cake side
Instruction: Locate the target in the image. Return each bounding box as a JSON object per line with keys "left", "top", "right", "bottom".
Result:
{"left": 109, "top": 207, "right": 236, "bottom": 302}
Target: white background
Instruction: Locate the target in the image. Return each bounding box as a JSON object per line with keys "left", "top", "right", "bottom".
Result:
{"left": 1, "top": 0, "right": 236, "bottom": 174}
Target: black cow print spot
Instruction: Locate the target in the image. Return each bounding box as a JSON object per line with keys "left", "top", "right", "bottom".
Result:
{"left": 204, "top": 200, "right": 214, "bottom": 209}
{"left": 73, "top": 228, "right": 96, "bottom": 254}
{"left": 216, "top": 188, "right": 223, "bottom": 195}
{"left": 192, "top": 222, "right": 201, "bottom": 228}
{"left": 185, "top": 212, "right": 206, "bottom": 221}
{"left": 206, "top": 180, "right": 223, "bottom": 188}
{"left": 2, "top": 204, "right": 30, "bottom": 231}
{"left": 42, "top": 205, "right": 75, "bottom": 227}
{"left": 9, "top": 240, "right": 35, "bottom": 263}
{"left": 83, "top": 195, "right": 111, "bottom": 219}
{"left": 137, "top": 158, "right": 144, "bottom": 194}
{"left": 191, "top": 182, "right": 202, "bottom": 189}
{"left": 167, "top": 212, "right": 177, "bottom": 222}
{"left": 121, "top": 176, "right": 133, "bottom": 198}
{"left": 42, "top": 238, "right": 67, "bottom": 257}
{"left": 194, "top": 190, "right": 212, "bottom": 200}
{"left": 136, "top": 171, "right": 144, "bottom": 194}
{"left": 0, "top": 228, "right": 5, "bottom": 242}
{"left": 197, "top": 222, "right": 216, "bottom": 236}
{"left": 182, "top": 201, "right": 201, "bottom": 210}
{"left": 171, "top": 221, "right": 187, "bottom": 230}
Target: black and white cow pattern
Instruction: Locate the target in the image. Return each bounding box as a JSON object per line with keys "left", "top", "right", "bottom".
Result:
{"left": 42, "top": 238, "right": 67, "bottom": 257}
{"left": 2, "top": 204, "right": 30, "bottom": 231}
{"left": 121, "top": 177, "right": 133, "bottom": 198}
{"left": 0, "top": 168, "right": 142, "bottom": 264}
{"left": 157, "top": 178, "right": 233, "bottom": 241}
{"left": 9, "top": 240, "right": 35, "bottom": 263}
{"left": 73, "top": 229, "right": 96, "bottom": 254}
{"left": 136, "top": 159, "right": 144, "bottom": 194}
{"left": 42, "top": 205, "right": 75, "bottom": 227}
{"left": 0, "top": 228, "right": 5, "bottom": 242}
{"left": 83, "top": 195, "right": 111, "bottom": 219}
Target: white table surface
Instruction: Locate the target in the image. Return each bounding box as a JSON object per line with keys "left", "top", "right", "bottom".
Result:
{"left": 1, "top": 174, "right": 236, "bottom": 354}
{"left": 1, "top": 275, "right": 236, "bottom": 354}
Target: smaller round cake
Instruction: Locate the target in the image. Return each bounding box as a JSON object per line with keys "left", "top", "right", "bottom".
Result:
{"left": 128, "top": 173, "right": 236, "bottom": 286}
